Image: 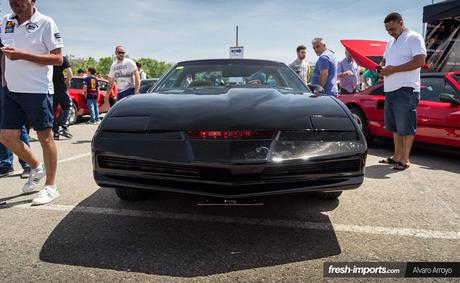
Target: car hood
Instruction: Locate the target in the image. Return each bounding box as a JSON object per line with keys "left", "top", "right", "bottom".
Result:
{"left": 103, "top": 88, "right": 353, "bottom": 131}
{"left": 341, "top": 39, "right": 387, "bottom": 70}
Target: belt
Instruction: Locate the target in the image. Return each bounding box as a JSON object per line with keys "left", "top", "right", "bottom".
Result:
{"left": 398, "top": 87, "right": 414, "bottom": 92}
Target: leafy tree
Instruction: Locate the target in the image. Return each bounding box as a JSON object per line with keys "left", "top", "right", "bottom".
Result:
{"left": 69, "top": 59, "right": 86, "bottom": 75}
{"left": 86, "top": 57, "right": 98, "bottom": 69}
{"left": 97, "top": 57, "right": 114, "bottom": 76}
{"left": 136, "top": 58, "right": 172, "bottom": 78}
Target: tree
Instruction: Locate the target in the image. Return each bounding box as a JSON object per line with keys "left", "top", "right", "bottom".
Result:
{"left": 69, "top": 59, "right": 86, "bottom": 75}
{"left": 97, "top": 57, "right": 113, "bottom": 76}
{"left": 136, "top": 58, "right": 172, "bottom": 78}
{"left": 86, "top": 57, "right": 98, "bottom": 68}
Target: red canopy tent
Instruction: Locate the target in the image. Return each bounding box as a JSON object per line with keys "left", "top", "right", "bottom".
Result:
{"left": 340, "top": 39, "right": 387, "bottom": 70}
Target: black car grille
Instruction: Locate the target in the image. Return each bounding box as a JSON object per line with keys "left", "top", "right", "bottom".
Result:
{"left": 262, "top": 159, "right": 362, "bottom": 178}
{"left": 98, "top": 155, "right": 362, "bottom": 182}
{"left": 199, "top": 167, "right": 261, "bottom": 182}
{"left": 97, "top": 156, "right": 199, "bottom": 177}
{"left": 104, "top": 175, "right": 353, "bottom": 196}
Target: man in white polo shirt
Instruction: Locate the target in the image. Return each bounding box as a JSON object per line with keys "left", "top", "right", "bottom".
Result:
{"left": 0, "top": 0, "right": 63, "bottom": 205}
{"left": 378, "top": 12, "right": 426, "bottom": 171}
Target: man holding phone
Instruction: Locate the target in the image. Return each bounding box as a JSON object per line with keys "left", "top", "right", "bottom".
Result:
{"left": 0, "top": 0, "right": 64, "bottom": 205}
{"left": 378, "top": 12, "right": 426, "bottom": 171}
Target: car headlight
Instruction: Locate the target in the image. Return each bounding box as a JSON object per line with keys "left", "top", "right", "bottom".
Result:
{"left": 271, "top": 130, "right": 365, "bottom": 162}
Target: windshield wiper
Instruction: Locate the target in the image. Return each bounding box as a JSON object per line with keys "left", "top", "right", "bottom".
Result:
{"left": 273, "top": 86, "right": 306, "bottom": 94}
{"left": 157, "top": 89, "right": 184, "bottom": 94}
{"left": 182, "top": 86, "right": 229, "bottom": 95}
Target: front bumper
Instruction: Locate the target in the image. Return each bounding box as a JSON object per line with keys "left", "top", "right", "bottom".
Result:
{"left": 93, "top": 154, "right": 366, "bottom": 198}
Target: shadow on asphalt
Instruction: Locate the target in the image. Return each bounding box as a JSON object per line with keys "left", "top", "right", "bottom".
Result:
{"left": 71, "top": 140, "right": 92, "bottom": 144}
{"left": 73, "top": 113, "right": 106, "bottom": 125}
{"left": 0, "top": 192, "right": 37, "bottom": 208}
{"left": 363, "top": 164, "right": 400, "bottom": 179}
{"left": 39, "top": 190, "right": 341, "bottom": 277}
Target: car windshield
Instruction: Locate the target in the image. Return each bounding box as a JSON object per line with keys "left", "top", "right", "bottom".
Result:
{"left": 70, "top": 78, "right": 84, "bottom": 90}
{"left": 70, "top": 77, "right": 107, "bottom": 91}
{"left": 452, "top": 74, "right": 460, "bottom": 85}
{"left": 153, "top": 61, "right": 310, "bottom": 94}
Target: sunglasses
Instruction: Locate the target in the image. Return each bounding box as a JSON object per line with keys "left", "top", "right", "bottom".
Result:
{"left": 117, "top": 51, "right": 125, "bottom": 54}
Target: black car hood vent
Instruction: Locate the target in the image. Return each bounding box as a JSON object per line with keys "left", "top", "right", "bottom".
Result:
{"left": 105, "top": 89, "right": 351, "bottom": 131}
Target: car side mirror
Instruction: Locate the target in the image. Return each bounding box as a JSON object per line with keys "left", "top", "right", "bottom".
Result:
{"left": 439, "top": 93, "right": 460, "bottom": 106}
{"left": 307, "top": 84, "right": 325, "bottom": 95}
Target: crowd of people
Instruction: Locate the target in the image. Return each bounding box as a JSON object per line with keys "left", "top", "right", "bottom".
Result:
{"left": 0, "top": 0, "right": 425, "bottom": 206}
{"left": 288, "top": 12, "right": 425, "bottom": 171}
{"left": 289, "top": 39, "right": 380, "bottom": 96}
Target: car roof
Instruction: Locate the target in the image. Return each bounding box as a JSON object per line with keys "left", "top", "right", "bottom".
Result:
{"left": 175, "top": 59, "right": 286, "bottom": 66}
{"left": 71, "top": 76, "right": 108, "bottom": 82}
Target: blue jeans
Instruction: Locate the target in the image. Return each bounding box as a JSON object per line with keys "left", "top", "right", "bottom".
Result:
{"left": 0, "top": 127, "right": 30, "bottom": 169}
{"left": 0, "top": 87, "right": 31, "bottom": 170}
{"left": 87, "top": 97, "right": 99, "bottom": 122}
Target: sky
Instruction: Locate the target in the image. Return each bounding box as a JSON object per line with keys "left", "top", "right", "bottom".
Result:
{"left": 1, "top": 0, "right": 435, "bottom": 65}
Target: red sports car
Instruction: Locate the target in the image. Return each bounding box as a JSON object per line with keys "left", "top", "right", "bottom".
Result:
{"left": 339, "top": 72, "right": 460, "bottom": 149}
{"left": 338, "top": 40, "right": 460, "bottom": 150}
{"left": 67, "top": 77, "right": 114, "bottom": 124}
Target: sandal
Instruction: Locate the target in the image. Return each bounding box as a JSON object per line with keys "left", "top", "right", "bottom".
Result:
{"left": 379, "top": 157, "right": 397, "bottom": 164}
{"left": 392, "top": 162, "right": 410, "bottom": 171}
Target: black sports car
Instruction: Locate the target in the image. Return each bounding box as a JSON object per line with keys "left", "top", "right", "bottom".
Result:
{"left": 92, "top": 59, "right": 367, "bottom": 201}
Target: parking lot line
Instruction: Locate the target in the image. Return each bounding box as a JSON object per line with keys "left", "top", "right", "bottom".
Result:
{"left": 57, "top": 152, "right": 92, "bottom": 164}
{"left": 12, "top": 203, "right": 460, "bottom": 240}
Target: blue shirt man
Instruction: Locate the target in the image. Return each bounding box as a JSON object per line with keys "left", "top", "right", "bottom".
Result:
{"left": 311, "top": 38, "right": 338, "bottom": 96}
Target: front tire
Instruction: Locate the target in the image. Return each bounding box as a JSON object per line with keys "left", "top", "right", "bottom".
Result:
{"left": 316, "top": 191, "right": 342, "bottom": 200}
{"left": 349, "top": 107, "right": 374, "bottom": 144}
{"left": 115, "top": 188, "right": 150, "bottom": 201}
{"left": 68, "top": 102, "right": 78, "bottom": 125}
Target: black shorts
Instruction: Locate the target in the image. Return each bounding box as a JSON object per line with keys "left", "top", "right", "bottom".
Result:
{"left": 1, "top": 87, "right": 54, "bottom": 131}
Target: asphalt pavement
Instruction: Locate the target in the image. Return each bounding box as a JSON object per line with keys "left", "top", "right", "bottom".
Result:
{"left": 0, "top": 117, "right": 459, "bottom": 282}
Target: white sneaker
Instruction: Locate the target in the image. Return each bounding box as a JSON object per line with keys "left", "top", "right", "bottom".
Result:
{"left": 31, "top": 185, "right": 59, "bottom": 206}
{"left": 22, "top": 163, "right": 46, "bottom": 194}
